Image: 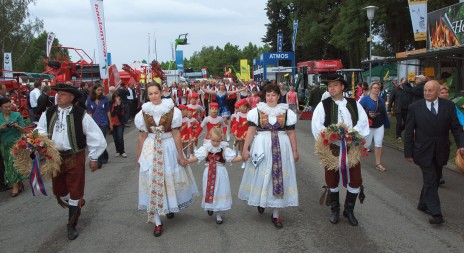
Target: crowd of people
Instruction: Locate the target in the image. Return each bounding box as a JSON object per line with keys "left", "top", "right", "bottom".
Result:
{"left": 1, "top": 73, "right": 462, "bottom": 241}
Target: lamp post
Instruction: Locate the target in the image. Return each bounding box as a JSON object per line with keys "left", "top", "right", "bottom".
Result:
{"left": 364, "top": 5, "right": 378, "bottom": 84}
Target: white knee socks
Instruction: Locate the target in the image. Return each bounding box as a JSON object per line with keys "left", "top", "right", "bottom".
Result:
{"left": 272, "top": 209, "right": 279, "bottom": 218}
{"left": 154, "top": 213, "right": 162, "bottom": 226}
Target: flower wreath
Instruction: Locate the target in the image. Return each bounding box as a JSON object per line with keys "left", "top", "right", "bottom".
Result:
{"left": 315, "top": 123, "right": 367, "bottom": 171}
{"left": 11, "top": 130, "right": 61, "bottom": 195}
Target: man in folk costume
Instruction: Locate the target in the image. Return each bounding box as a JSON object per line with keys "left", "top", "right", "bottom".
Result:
{"left": 36, "top": 83, "right": 107, "bottom": 240}
{"left": 311, "top": 74, "right": 369, "bottom": 226}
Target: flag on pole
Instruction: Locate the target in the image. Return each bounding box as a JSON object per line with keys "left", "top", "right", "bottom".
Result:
{"left": 3, "top": 53, "right": 13, "bottom": 78}
{"left": 277, "top": 32, "right": 283, "bottom": 52}
{"left": 46, "top": 32, "right": 56, "bottom": 58}
{"left": 292, "top": 20, "right": 298, "bottom": 52}
{"left": 89, "top": 0, "right": 108, "bottom": 79}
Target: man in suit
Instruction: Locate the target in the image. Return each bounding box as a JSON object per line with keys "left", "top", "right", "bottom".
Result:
{"left": 404, "top": 80, "right": 464, "bottom": 225}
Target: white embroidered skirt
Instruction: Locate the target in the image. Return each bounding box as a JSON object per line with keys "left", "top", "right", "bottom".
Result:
{"left": 138, "top": 134, "right": 199, "bottom": 219}
{"left": 238, "top": 131, "right": 299, "bottom": 208}
{"left": 201, "top": 164, "right": 232, "bottom": 211}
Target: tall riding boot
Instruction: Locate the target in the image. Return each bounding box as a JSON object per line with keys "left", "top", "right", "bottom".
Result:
{"left": 343, "top": 192, "right": 359, "bottom": 226}
{"left": 329, "top": 191, "right": 340, "bottom": 224}
{"left": 67, "top": 206, "right": 81, "bottom": 240}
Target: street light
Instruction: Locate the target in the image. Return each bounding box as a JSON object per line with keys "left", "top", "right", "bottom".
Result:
{"left": 364, "top": 5, "right": 378, "bottom": 84}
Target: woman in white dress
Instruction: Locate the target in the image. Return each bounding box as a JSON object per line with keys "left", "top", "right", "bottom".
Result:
{"left": 187, "top": 127, "right": 242, "bottom": 224}
{"left": 135, "top": 82, "right": 199, "bottom": 237}
{"left": 239, "top": 84, "right": 299, "bottom": 229}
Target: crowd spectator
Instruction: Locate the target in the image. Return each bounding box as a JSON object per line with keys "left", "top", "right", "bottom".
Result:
{"left": 360, "top": 82, "right": 390, "bottom": 171}
{"left": 36, "top": 85, "right": 53, "bottom": 118}
{"left": 86, "top": 84, "right": 112, "bottom": 168}
{"left": 0, "top": 97, "right": 26, "bottom": 197}
{"left": 29, "top": 80, "right": 42, "bottom": 123}
{"left": 77, "top": 82, "right": 89, "bottom": 110}
{"left": 110, "top": 92, "right": 127, "bottom": 158}
{"left": 406, "top": 75, "right": 426, "bottom": 102}
{"left": 388, "top": 77, "right": 412, "bottom": 141}
{"left": 287, "top": 85, "right": 299, "bottom": 113}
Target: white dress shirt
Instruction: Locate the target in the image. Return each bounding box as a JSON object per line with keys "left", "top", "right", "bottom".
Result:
{"left": 36, "top": 106, "right": 107, "bottom": 160}
{"left": 425, "top": 98, "right": 438, "bottom": 113}
{"left": 311, "top": 98, "right": 370, "bottom": 140}
{"left": 30, "top": 88, "right": 41, "bottom": 107}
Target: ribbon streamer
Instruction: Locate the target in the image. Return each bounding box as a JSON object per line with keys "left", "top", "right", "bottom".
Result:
{"left": 29, "top": 151, "right": 47, "bottom": 196}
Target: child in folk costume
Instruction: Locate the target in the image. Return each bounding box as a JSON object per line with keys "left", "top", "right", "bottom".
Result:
{"left": 188, "top": 93, "right": 205, "bottom": 122}
{"left": 233, "top": 99, "right": 249, "bottom": 169}
{"left": 178, "top": 105, "right": 190, "bottom": 157}
{"left": 195, "top": 102, "right": 227, "bottom": 143}
{"left": 186, "top": 107, "right": 200, "bottom": 157}
{"left": 179, "top": 82, "right": 190, "bottom": 105}
{"left": 187, "top": 127, "right": 242, "bottom": 224}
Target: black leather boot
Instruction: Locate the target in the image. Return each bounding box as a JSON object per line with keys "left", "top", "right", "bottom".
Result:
{"left": 329, "top": 191, "right": 340, "bottom": 224}
{"left": 67, "top": 206, "right": 80, "bottom": 240}
{"left": 343, "top": 192, "right": 359, "bottom": 226}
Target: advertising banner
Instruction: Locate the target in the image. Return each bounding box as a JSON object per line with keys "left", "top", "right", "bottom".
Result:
{"left": 90, "top": 0, "right": 108, "bottom": 79}
{"left": 240, "top": 59, "right": 250, "bottom": 81}
{"left": 3, "top": 53, "right": 13, "bottom": 78}
{"left": 427, "top": 2, "right": 464, "bottom": 50}
{"left": 175, "top": 50, "right": 184, "bottom": 76}
{"left": 46, "top": 32, "right": 55, "bottom": 58}
{"left": 292, "top": 20, "right": 298, "bottom": 52}
{"left": 277, "top": 32, "right": 283, "bottom": 52}
{"left": 408, "top": 0, "right": 427, "bottom": 41}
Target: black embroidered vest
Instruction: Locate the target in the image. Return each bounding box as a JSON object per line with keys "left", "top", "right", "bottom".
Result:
{"left": 322, "top": 97, "right": 358, "bottom": 127}
{"left": 46, "top": 105, "right": 87, "bottom": 153}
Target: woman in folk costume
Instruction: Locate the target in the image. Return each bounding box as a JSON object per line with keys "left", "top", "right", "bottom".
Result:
{"left": 195, "top": 102, "right": 227, "bottom": 143}
{"left": 187, "top": 128, "right": 242, "bottom": 224}
{"left": 135, "top": 82, "right": 199, "bottom": 237}
{"left": 238, "top": 84, "right": 299, "bottom": 229}
{"left": 311, "top": 73, "right": 369, "bottom": 226}
{"left": 233, "top": 98, "right": 250, "bottom": 169}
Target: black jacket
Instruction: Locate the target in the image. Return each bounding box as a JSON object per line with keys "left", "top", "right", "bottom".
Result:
{"left": 404, "top": 98, "right": 464, "bottom": 167}
{"left": 404, "top": 82, "right": 425, "bottom": 102}
{"left": 37, "top": 93, "right": 53, "bottom": 117}
{"left": 388, "top": 84, "right": 412, "bottom": 113}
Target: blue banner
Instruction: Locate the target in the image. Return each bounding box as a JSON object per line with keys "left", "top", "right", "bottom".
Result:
{"left": 277, "top": 32, "right": 283, "bottom": 52}
{"left": 292, "top": 20, "right": 298, "bottom": 52}
{"left": 175, "top": 50, "right": 184, "bottom": 76}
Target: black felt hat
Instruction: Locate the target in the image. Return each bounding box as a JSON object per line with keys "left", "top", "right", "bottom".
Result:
{"left": 320, "top": 73, "right": 349, "bottom": 90}
{"left": 51, "top": 83, "right": 81, "bottom": 98}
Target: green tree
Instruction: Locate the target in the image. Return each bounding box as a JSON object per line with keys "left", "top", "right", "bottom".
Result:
{"left": 22, "top": 31, "right": 67, "bottom": 72}
{"left": 0, "top": 0, "right": 43, "bottom": 72}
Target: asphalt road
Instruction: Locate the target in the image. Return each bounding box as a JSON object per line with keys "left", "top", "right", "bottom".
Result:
{"left": 1, "top": 119, "right": 463, "bottom": 253}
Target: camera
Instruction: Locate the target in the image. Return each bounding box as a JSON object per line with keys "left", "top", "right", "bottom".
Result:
{"left": 6, "top": 123, "right": 15, "bottom": 128}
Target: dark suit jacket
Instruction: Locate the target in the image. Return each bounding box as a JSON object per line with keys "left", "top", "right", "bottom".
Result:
{"left": 404, "top": 98, "right": 464, "bottom": 167}
{"left": 36, "top": 93, "right": 53, "bottom": 117}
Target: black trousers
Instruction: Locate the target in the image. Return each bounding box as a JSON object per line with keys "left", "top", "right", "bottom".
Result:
{"left": 395, "top": 110, "right": 408, "bottom": 138}
{"left": 226, "top": 98, "right": 236, "bottom": 115}
{"left": 0, "top": 148, "right": 5, "bottom": 186}
{"left": 418, "top": 159, "right": 443, "bottom": 216}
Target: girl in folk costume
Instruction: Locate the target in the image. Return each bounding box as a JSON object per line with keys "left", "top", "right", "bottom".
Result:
{"left": 201, "top": 83, "right": 245, "bottom": 141}
{"left": 186, "top": 107, "right": 200, "bottom": 157}
{"left": 195, "top": 102, "right": 227, "bottom": 143}
{"left": 187, "top": 127, "right": 242, "bottom": 224}
{"left": 178, "top": 105, "right": 191, "bottom": 157}
{"left": 135, "top": 83, "right": 199, "bottom": 237}
{"left": 238, "top": 84, "right": 299, "bottom": 229}
{"left": 179, "top": 82, "right": 190, "bottom": 105}
{"left": 187, "top": 92, "right": 205, "bottom": 121}
{"left": 233, "top": 99, "right": 249, "bottom": 169}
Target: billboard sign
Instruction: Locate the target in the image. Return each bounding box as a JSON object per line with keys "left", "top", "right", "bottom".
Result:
{"left": 427, "top": 2, "right": 464, "bottom": 50}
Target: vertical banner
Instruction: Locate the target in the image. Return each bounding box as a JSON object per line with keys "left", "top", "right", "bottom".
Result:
{"left": 292, "top": 20, "right": 298, "bottom": 52}
{"left": 277, "top": 32, "right": 283, "bottom": 52}
{"left": 408, "top": 0, "right": 427, "bottom": 41}
{"left": 90, "top": 0, "right": 108, "bottom": 79}
{"left": 240, "top": 59, "right": 250, "bottom": 81}
{"left": 46, "top": 32, "right": 55, "bottom": 58}
{"left": 201, "top": 68, "right": 207, "bottom": 78}
{"left": 3, "top": 53, "right": 13, "bottom": 78}
{"left": 175, "top": 50, "right": 184, "bottom": 76}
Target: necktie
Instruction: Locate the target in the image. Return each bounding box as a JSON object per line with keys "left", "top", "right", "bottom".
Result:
{"left": 431, "top": 102, "right": 437, "bottom": 116}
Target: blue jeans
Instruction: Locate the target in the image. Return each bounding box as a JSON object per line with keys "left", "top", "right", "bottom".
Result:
{"left": 98, "top": 126, "right": 109, "bottom": 163}
{"left": 112, "top": 124, "right": 125, "bottom": 154}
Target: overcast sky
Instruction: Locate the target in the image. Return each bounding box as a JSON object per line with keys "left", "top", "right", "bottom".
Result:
{"left": 29, "top": 0, "right": 269, "bottom": 68}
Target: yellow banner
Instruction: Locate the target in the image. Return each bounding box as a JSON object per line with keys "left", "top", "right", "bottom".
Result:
{"left": 240, "top": 59, "right": 250, "bottom": 81}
